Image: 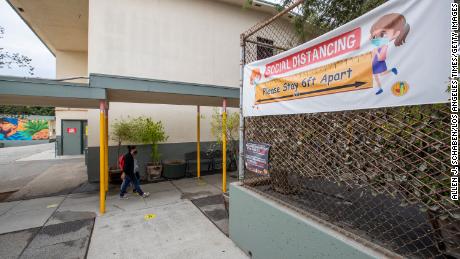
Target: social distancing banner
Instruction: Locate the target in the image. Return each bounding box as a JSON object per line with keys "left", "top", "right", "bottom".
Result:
{"left": 243, "top": 0, "right": 452, "bottom": 117}
{"left": 255, "top": 52, "right": 373, "bottom": 104}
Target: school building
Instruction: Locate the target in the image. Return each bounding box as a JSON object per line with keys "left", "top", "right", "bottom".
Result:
{"left": 5, "top": 0, "right": 299, "bottom": 181}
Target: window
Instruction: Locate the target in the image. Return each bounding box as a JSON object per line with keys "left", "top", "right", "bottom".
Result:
{"left": 257, "top": 37, "right": 274, "bottom": 60}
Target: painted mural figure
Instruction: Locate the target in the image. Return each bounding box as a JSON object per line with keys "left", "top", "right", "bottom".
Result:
{"left": 0, "top": 117, "right": 49, "bottom": 140}
{"left": 370, "top": 13, "right": 410, "bottom": 95}
{"left": 0, "top": 118, "right": 31, "bottom": 140}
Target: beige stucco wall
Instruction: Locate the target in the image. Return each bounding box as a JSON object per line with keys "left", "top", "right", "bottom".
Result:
{"left": 88, "top": 0, "right": 278, "bottom": 86}
{"left": 56, "top": 50, "right": 88, "bottom": 82}
{"left": 55, "top": 108, "right": 89, "bottom": 136}
{"left": 55, "top": 50, "right": 91, "bottom": 136}
{"left": 86, "top": 0, "right": 297, "bottom": 147}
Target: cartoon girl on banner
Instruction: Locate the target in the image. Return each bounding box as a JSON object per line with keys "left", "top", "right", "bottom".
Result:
{"left": 250, "top": 68, "right": 262, "bottom": 109}
{"left": 370, "top": 13, "right": 410, "bottom": 95}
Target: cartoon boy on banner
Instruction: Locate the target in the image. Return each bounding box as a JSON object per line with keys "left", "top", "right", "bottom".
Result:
{"left": 370, "top": 13, "right": 410, "bottom": 95}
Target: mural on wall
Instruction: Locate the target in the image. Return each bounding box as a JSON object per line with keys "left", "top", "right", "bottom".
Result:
{"left": 0, "top": 118, "right": 49, "bottom": 140}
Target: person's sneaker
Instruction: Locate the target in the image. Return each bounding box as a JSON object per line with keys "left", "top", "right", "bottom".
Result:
{"left": 376, "top": 88, "right": 383, "bottom": 95}
{"left": 141, "top": 192, "right": 150, "bottom": 198}
{"left": 120, "top": 194, "right": 128, "bottom": 199}
{"left": 391, "top": 67, "right": 398, "bottom": 75}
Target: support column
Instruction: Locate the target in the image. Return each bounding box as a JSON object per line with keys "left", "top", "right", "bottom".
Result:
{"left": 197, "top": 105, "right": 201, "bottom": 178}
{"left": 104, "top": 104, "right": 109, "bottom": 192}
{"left": 222, "top": 99, "right": 227, "bottom": 193}
{"left": 99, "top": 100, "right": 106, "bottom": 214}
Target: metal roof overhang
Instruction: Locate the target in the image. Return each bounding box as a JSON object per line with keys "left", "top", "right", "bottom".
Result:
{"left": 90, "top": 74, "right": 240, "bottom": 108}
{"left": 0, "top": 74, "right": 240, "bottom": 108}
{"left": 0, "top": 75, "right": 104, "bottom": 108}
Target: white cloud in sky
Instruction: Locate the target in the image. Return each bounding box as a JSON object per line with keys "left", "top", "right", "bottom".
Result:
{"left": 0, "top": 0, "right": 55, "bottom": 78}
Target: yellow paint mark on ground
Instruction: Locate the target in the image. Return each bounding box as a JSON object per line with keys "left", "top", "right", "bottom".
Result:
{"left": 144, "top": 214, "right": 157, "bottom": 220}
{"left": 196, "top": 179, "right": 207, "bottom": 186}
{"left": 47, "top": 204, "right": 58, "bottom": 208}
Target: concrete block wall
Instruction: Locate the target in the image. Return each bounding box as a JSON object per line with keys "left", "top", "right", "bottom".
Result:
{"left": 229, "top": 183, "right": 389, "bottom": 259}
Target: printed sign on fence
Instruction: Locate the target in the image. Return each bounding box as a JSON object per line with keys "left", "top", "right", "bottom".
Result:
{"left": 245, "top": 142, "right": 270, "bottom": 175}
{"left": 243, "top": 0, "right": 452, "bottom": 117}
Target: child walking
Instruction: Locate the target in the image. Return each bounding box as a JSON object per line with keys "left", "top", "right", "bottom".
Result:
{"left": 370, "top": 13, "right": 410, "bottom": 95}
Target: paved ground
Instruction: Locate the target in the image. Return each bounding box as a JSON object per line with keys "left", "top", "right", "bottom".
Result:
{"left": 0, "top": 174, "right": 245, "bottom": 259}
{"left": 0, "top": 143, "right": 55, "bottom": 164}
{"left": 191, "top": 194, "right": 229, "bottom": 235}
{"left": 0, "top": 144, "right": 86, "bottom": 201}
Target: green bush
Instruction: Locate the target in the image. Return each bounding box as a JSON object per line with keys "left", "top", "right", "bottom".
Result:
{"left": 111, "top": 117, "right": 138, "bottom": 168}
{"left": 132, "top": 117, "right": 168, "bottom": 162}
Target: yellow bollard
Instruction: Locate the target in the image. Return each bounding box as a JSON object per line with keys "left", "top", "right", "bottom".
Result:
{"left": 99, "top": 101, "right": 106, "bottom": 214}
{"left": 222, "top": 99, "right": 227, "bottom": 193}
{"left": 197, "top": 106, "right": 201, "bottom": 178}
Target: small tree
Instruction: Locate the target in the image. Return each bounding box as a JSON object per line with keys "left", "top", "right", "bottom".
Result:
{"left": 264, "top": 0, "right": 386, "bottom": 37}
{"left": 111, "top": 118, "right": 136, "bottom": 168}
{"left": 134, "top": 117, "right": 168, "bottom": 163}
{"left": 210, "top": 108, "right": 240, "bottom": 170}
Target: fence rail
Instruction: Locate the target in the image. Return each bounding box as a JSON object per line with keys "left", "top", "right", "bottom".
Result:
{"left": 240, "top": 1, "right": 459, "bottom": 258}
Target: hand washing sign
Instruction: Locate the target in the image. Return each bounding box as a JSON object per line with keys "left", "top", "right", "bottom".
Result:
{"left": 243, "top": 0, "right": 451, "bottom": 116}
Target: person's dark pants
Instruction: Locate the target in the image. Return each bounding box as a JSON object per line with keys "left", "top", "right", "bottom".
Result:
{"left": 120, "top": 174, "right": 143, "bottom": 196}
{"left": 131, "top": 172, "right": 141, "bottom": 191}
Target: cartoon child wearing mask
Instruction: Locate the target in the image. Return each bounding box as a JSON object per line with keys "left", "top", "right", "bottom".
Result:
{"left": 370, "top": 13, "right": 410, "bottom": 95}
{"left": 250, "top": 68, "right": 262, "bottom": 109}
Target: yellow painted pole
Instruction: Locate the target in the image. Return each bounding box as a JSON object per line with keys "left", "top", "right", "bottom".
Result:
{"left": 99, "top": 101, "right": 106, "bottom": 214}
{"left": 222, "top": 99, "right": 227, "bottom": 193}
{"left": 197, "top": 105, "right": 201, "bottom": 178}
{"left": 104, "top": 106, "right": 109, "bottom": 192}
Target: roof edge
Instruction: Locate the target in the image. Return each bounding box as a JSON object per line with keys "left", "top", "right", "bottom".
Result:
{"left": 5, "top": 0, "right": 56, "bottom": 57}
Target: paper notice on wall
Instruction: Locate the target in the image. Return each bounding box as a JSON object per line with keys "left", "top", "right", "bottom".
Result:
{"left": 243, "top": 0, "right": 452, "bottom": 117}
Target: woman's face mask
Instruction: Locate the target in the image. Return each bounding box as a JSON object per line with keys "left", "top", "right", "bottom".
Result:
{"left": 371, "top": 37, "right": 389, "bottom": 47}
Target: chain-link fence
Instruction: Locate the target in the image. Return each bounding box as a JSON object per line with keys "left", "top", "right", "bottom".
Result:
{"left": 241, "top": 1, "right": 459, "bottom": 258}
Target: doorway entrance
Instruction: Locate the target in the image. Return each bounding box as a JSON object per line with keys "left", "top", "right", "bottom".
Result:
{"left": 62, "top": 120, "right": 87, "bottom": 155}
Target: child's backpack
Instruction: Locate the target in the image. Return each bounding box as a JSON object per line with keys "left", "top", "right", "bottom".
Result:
{"left": 118, "top": 154, "right": 125, "bottom": 172}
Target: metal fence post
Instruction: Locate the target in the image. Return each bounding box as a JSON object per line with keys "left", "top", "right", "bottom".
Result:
{"left": 239, "top": 39, "right": 246, "bottom": 181}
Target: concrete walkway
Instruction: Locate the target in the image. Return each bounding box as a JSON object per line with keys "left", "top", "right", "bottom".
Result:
{"left": 6, "top": 161, "right": 87, "bottom": 201}
{"left": 0, "top": 143, "right": 56, "bottom": 164}
{"left": 0, "top": 143, "right": 87, "bottom": 202}
{"left": 0, "top": 142, "right": 83, "bottom": 164}
{"left": 0, "top": 175, "right": 246, "bottom": 259}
